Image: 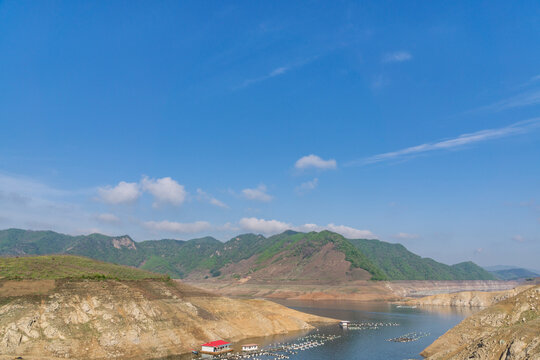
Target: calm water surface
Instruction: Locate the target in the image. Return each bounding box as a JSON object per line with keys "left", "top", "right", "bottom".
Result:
{"left": 160, "top": 301, "right": 475, "bottom": 360}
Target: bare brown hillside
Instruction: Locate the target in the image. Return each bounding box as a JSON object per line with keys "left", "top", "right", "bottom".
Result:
{"left": 0, "top": 279, "right": 336, "bottom": 359}
{"left": 211, "top": 242, "right": 371, "bottom": 284}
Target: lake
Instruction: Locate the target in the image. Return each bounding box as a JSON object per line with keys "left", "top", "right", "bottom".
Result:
{"left": 164, "top": 300, "right": 475, "bottom": 360}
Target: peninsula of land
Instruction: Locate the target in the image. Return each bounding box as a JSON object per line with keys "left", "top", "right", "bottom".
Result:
{"left": 0, "top": 255, "right": 336, "bottom": 360}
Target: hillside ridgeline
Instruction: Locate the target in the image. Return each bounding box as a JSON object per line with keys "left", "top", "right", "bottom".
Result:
{"left": 490, "top": 268, "right": 540, "bottom": 280}
{"left": 0, "top": 228, "right": 495, "bottom": 282}
{"left": 0, "top": 255, "right": 336, "bottom": 359}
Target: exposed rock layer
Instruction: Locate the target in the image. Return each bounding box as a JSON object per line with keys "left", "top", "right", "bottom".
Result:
{"left": 422, "top": 285, "right": 540, "bottom": 359}
{"left": 186, "top": 280, "right": 521, "bottom": 302}
{"left": 406, "top": 285, "right": 533, "bottom": 307}
{"left": 0, "top": 279, "right": 335, "bottom": 359}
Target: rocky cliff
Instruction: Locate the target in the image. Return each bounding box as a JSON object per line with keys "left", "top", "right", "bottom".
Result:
{"left": 0, "top": 279, "right": 335, "bottom": 359}
{"left": 421, "top": 285, "right": 540, "bottom": 359}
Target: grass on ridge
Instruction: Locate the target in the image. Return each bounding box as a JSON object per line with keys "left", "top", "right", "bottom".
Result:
{"left": 0, "top": 255, "right": 169, "bottom": 280}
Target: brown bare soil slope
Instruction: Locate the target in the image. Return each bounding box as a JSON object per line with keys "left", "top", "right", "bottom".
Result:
{"left": 217, "top": 242, "right": 371, "bottom": 284}
{"left": 0, "top": 279, "right": 336, "bottom": 360}
{"left": 422, "top": 285, "right": 540, "bottom": 360}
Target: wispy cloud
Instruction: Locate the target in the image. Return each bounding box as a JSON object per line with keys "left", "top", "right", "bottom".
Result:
{"left": 347, "top": 118, "right": 540, "bottom": 166}
{"left": 196, "top": 188, "right": 228, "bottom": 208}
{"left": 296, "top": 178, "right": 319, "bottom": 194}
{"left": 474, "top": 90, "right": 540, "bottom": 113}
{"left": 0, "top": 173, "right": 99, "bottom": 235}
{"left": 394, "top": 232, "right": 420, "bottom": 240}
{"left": 143, "top": 220, "right": 212, "bottom": 234}
{"left": 95, "top": 213, "right": 120, "bottom": 224}
{"left": 237, "top": 57, "right": 317, "bottom": 89}
{"left": 237, "top": 66, "right": 291, "bottom": 88}
{"left": 382, "top": 51, "right": 412, "bottom": 63}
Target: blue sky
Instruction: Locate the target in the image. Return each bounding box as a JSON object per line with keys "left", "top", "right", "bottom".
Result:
{"left": 1, "top": 1, "right": 539, "bottom": 268}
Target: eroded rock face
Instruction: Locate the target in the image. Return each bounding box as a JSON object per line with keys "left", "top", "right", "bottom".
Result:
{"left": 422, "top": 285, "right": 540, "bottom": 360}
{"left": 0, "top": 280, "right": 335, "bottom": 359}
{"left": 111, "top": 236, "right": 137, "bottom": 250}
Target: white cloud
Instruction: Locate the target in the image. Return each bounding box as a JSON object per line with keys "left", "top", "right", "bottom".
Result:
{"left": 382, "top": 51, "right": 412, "bottom": 63}
{"left": 295, "top": 154, "right": 337, "bottom": 170}
{"left": 296, "top": 178, "right": 319, "bottom": 194}
{"left": 196, "top": 188, "right": 228, "bottom": 208}
{"left": 239, "top": 217, "right": 291, "bottom": 234}
{"left": 96, "top": 213, "right": 120, "bottom": 223}
{"left": 297, "top": 223, "right": 376, "bottom": 239}
{"left": 242, "top": 184, "right": 273, "bottom": 202}
{"left": 97, "top": 181, "right": 140, "bottom": 204}
{"left": 512, "top": 235, "right": 525, "bottom": 243}
{"left": 143, "top": 220, "right": 211, "bottom": 234}
{"left": 395, "top": 232, "right": 419, "bottom": 240}
{"left": 238, "top": 217, "right": 376, "bottom": 239}
{"left": 348, "top": 118, "right": 540, "bottom": 166}
{"left": 141, "top": 176, "right": 187, "bottom": 207}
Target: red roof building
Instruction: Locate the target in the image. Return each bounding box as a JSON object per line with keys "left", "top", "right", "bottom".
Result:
{"left": 201, "top": 340, "right": 230, "bottom": 347}
{"left": 201, "top": 340, "right": 233, "bottom": 354}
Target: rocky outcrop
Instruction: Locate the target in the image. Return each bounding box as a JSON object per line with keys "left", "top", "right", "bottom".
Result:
{"left": 421, "top": 285, "right": 540, "bottom": 359}
{"left": 111, "top": 236, "right": 137, "bottom": 250}
{"left": 0, "top": 279, "right": 335, "bottom": 359}
{"left": 406, "top": 285, "right": 533, "bottom": 307}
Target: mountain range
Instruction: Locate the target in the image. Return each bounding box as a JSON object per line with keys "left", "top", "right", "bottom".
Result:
{"left": 0, "top": 228, "right": 496, "bottom": 282}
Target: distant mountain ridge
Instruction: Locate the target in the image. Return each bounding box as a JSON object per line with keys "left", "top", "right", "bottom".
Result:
{"left": 0, "top": 228, "right": 496, "bottom": 282}
{"left": 489, "top": 268, "right": 539, "bottom": 280}
{"left": 349, "top": 238, "right": 495, "bottom": 280}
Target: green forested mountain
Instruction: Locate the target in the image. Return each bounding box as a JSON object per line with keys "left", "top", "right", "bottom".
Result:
{"left": 0, "top": 228, "right": 495, "bottom": 281}
{"left": 489, "top": 268, "right": 539, "bottom": 280}
{"left": 348, "top": 238, "right": 495, "bottom": 280}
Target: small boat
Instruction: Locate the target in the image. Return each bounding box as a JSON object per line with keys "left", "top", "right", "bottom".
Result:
{"left": 339, "top": 320, "right": 350, "bottom": 328}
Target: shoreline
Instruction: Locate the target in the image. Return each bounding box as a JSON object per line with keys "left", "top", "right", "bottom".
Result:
{"left": 184, "top": 279, "right": 522, "bottom": 302}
